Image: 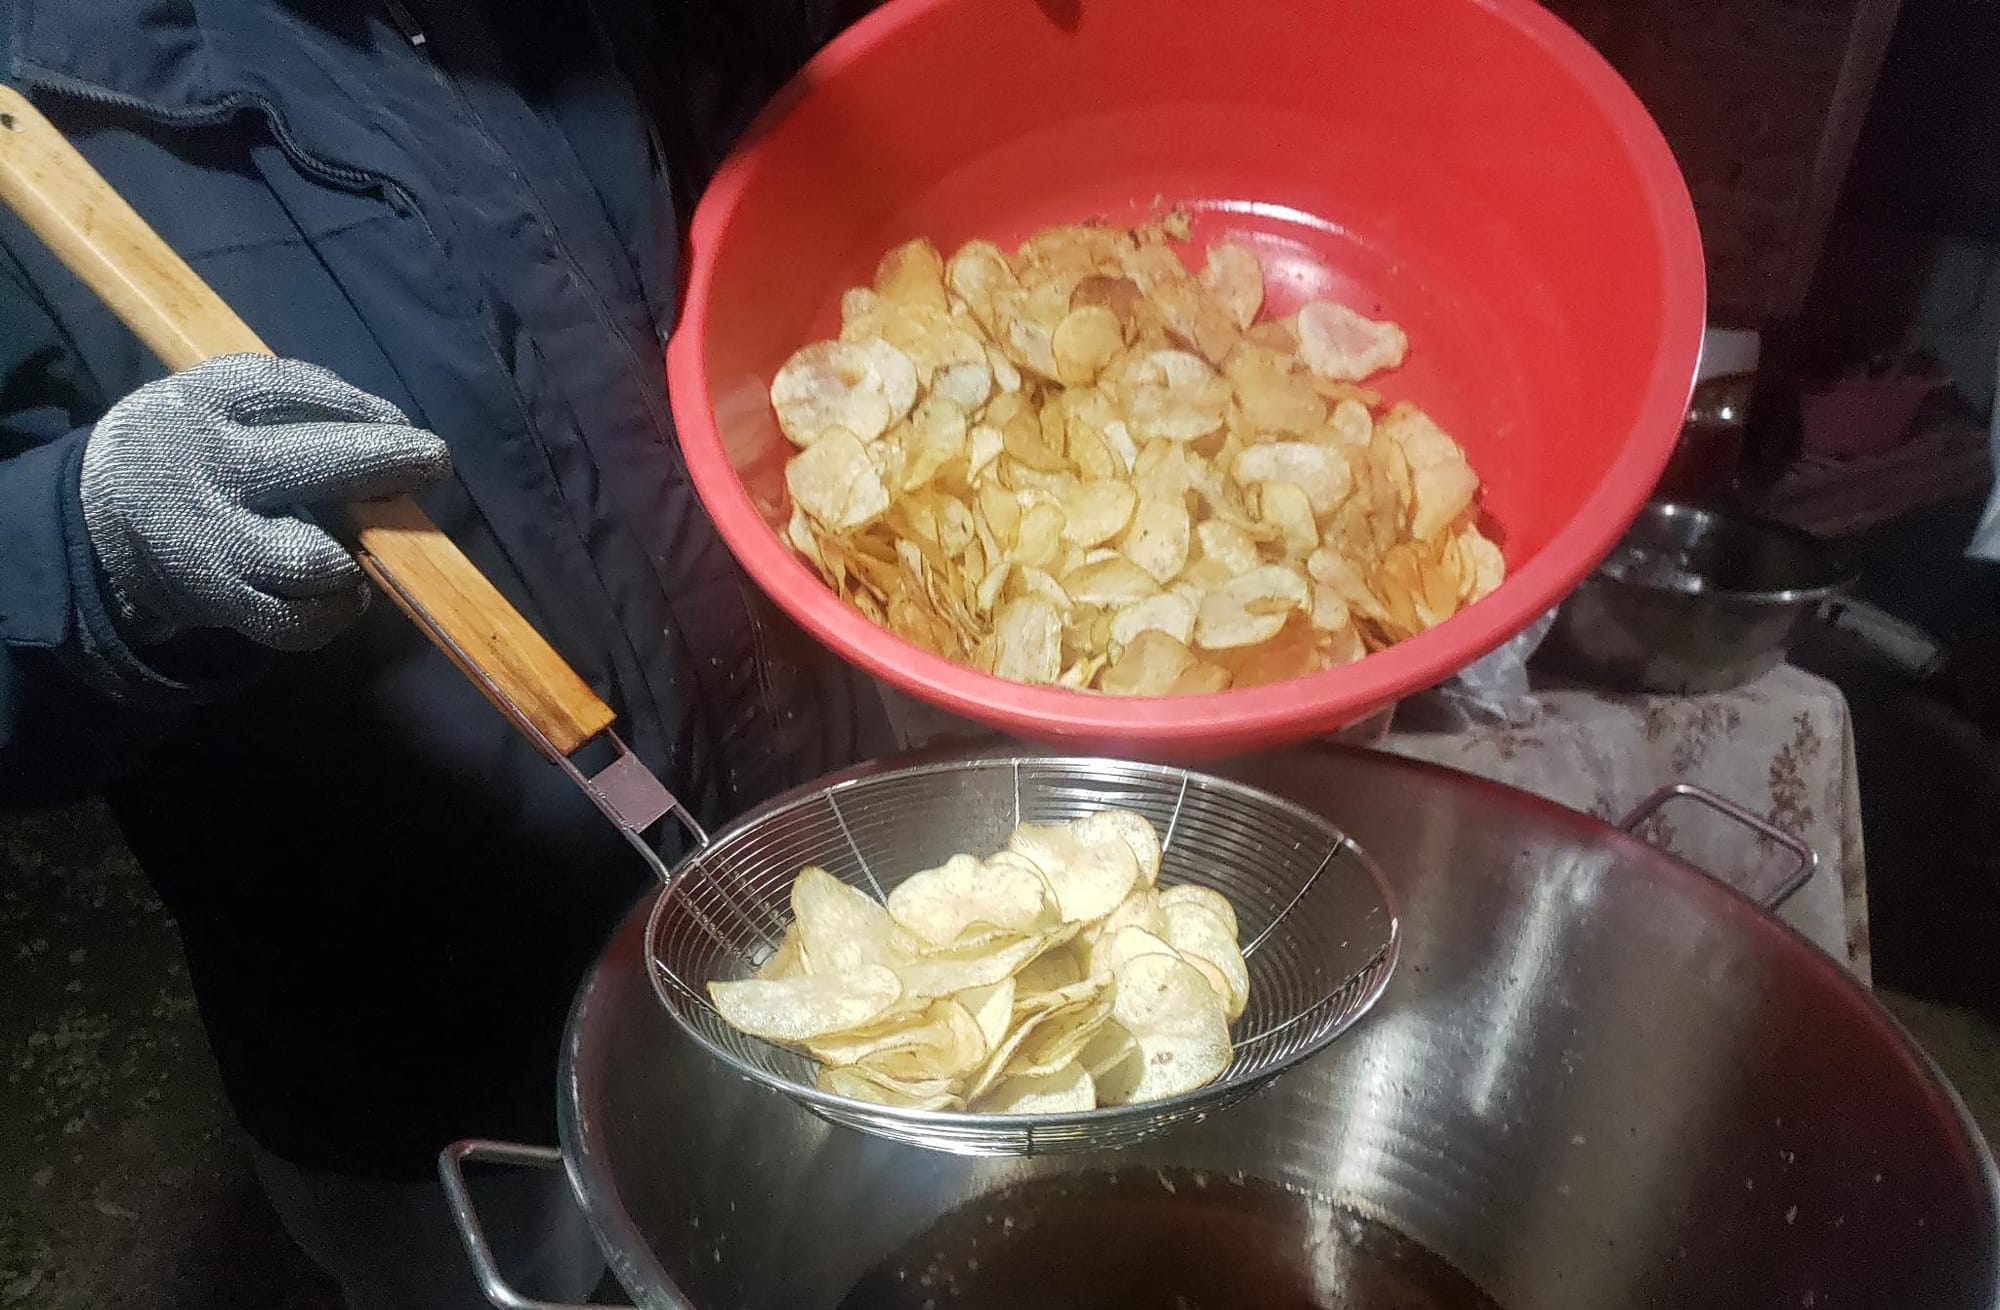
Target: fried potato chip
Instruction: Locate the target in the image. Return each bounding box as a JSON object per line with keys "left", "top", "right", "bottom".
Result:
{"left": 1257, "top": 480, "right": 1320, "bottom": 557}
{"left": 1156, "top": 884, "right": 1238, "bottom": 937}
{"left": 887, "top": 852, "right": 1056, "bottom": 947}
{"left": 1200, "top": 241, "right": 1264, "bottom": 330}
{"left": 1245, "top": 316, "right": 1299, "bottom": 352}
{"left": 930, "top": 358, "right": 993, "bottom": 413}
{"left": 1194, "top": 565, "right": 1310, "bottom": 650}
{"left": 709, "top": 965, "right": 903, "bottom": 1043}
{"left": 785, "top": 427, "right": 890, "bottom": 531}
{"left": 1099, "top": 628, "right": 1200, "bottom": 697}
{"left": 1004, "top": 313, "right": 1061, "bottom": 381}
{"left": 962, "top": 978, "right": 1092, "bottom": 1099}
{"left": 874, "top": 237, "right": 950, "bottom": 311}
{"left": 901, "top": 394, "right": 969, "bottom": 491}
{"left": 890, "top": 927, "right": 1074, "bottom": 1000}
{"left": 1220, "top": 617, "right": 1320, "bottom": 690}
{"left": 946, "top": 240, "right": 1021, "bottom": 328}
{"left": 1147, "top": 273, "right": 1241, "bottom": 364}
{"left": 1079, "top": 809, "right": 1162, "bottom": 886}
{"left": 1056, "top": 479, "right": 1138, "bottom": 548}
{"left": 1109, "top": 952, "right": 1233, "bottom": 1101}
{"left": 1326, "top": 396, "right": 1373, "bottom": 448}
{"left": 1295, "top": 301, "right": 1409, "bottom": 382}
{"left": 771, "top": 340, "right": 915, "bottom": 445}
{"left": 983, "top": 341, "right": 1024, "bottom": 394}
{"left": 756, "top": 928, "right": 806, "bottom": 981}
{"left": 1458, "top": 526, "right": 1505, "bottom": 602}
{"left": 991, "top": 595, "right": 1062, "bottom": 684}
{"left": 1015, "top": 224, "right": 1129, "bottom": 288}
{"left": 1006, "top": 991, "right": 1115, "bottom": 1079}
{"left": 1168, "top": 660, "right": 1234, "bottom": 695}
{"left": 808, "top": 995, "right": 981, "bottom": 1071}
{"left": 1232, "top": 441, "right": 1354, "bottom": 517}
{"left": 1012, "top": 944, "right": 1086, "bottom": 1002}
{"left": 1089, "top": 922, "right": 1179, "bottom": 981}
{"left": 958, "top": 978, "right": 1017, "bottom": 1051}
{"left": 1108, "top": 591, "right": 1197, "bottom": 650}
{"left": 1008, "top": 565, "right": 1070, "bottom": 617}
{"left": 1307, "top": 546, "right": 1383, "bottom": 618}
{"left": 1225, "top": 343, "right": 1325, "bottom": 437}
{"left": 1078, "top": 1022, "right": 1145, "bottom": 1105}
{"left": 1121, "top": 495, "right": 1192, "bottom": 584}
{"left": 977, "top": 1062, "right": 1096, "bottom": 1114}
{"left": 806, "top": 1019, "right": 936, "bottom": 1068}
{"left": 1092, "top": 887, "right": 1168, "bottom": 945}
{"left": 1310, "top": 581, "right": 1352, "bottom": 633}
{"left": 816, "top": 1063, "right": 962, "bottom": 1111}
{"left": 1116, "top": 236, "right": 1187, "bottom": 293}
{"left": 1195, "top": 519, "right": 1261, "bottom": 574}
{"left": 791, "top": 865, "right": 899, "bottom": 976}
{"left": 863, "top": 999, "right": 990, "bottom": 1081}
{"left": 1071, "top": 273, "right": 1145, "bottom": 325}
{"left": 1162, "top": 902, "right": 1250, "bottom": 1021}
{"left": 1008, "top": 817, "right": 1142, "bottom": 923}
{"left": 1378, "top": 403, "right": 1481, "bottom": 541}
{"left": 997, "top": 404, "right": 1069, "bottom": 476}
{"left": 1062, "top": 417, "right": 1122, "bottom": 482}
{"left": 1052, "top": 305, "right": 1126, "bottom": 387}
{"left": 1129, "top": 438, "right": 1190, "bottom": 501}
{"left": 1118, "top": 349, "right": 1231, "bottom": 443}
{"left": 1062, "top": 555, "right": 1158, "bottom": 607}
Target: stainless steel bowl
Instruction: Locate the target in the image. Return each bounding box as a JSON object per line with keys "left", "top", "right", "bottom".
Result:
{"left": 1544, "top": 501, "right": 1857, "bottom": 693}
{"left": 444, "top": 745, "right": 1999, "bottom": 1310}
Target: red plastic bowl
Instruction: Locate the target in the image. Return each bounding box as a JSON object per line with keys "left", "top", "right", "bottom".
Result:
{"left": 667, "top": 0, "right": 1704, "bottom": 758}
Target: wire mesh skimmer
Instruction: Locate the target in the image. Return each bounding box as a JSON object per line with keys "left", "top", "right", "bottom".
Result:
{"left": 643, "top": 754, "right": 1400, "bottom": 1155}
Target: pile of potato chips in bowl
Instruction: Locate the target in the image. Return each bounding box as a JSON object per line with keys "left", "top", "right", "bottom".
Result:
{"left": 770, "top": 213, "right": 1504, "bottom": 699}
{"left": 709, "top": 810, "right": 1247, "bottom": 1116}
{"left": 646, "top": 754, "right": 1399, "bottom": 1152}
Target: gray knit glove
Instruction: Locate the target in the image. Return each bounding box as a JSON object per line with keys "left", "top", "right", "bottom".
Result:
{"left": 79, "top": 355, "right": 452, "bottom": 653}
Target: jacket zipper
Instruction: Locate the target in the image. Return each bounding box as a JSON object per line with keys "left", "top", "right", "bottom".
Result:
{"left": 377, "top": 0, "right": 781, "bottom": 775}
{"left": 375, "top": 0, "right": 680, "bottom": 440}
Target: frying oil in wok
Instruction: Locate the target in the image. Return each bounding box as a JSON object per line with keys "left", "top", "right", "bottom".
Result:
{"left": 836, "top": 1168, "right": 1502, "bottom": 1310}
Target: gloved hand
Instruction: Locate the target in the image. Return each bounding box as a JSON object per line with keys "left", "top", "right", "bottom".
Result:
{"left": 79, "top": 354, "right": 452, "bottom": 653}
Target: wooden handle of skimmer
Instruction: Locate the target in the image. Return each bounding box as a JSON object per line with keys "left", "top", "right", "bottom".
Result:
{"left": 0, "top": 85, "right": 616, "bottom": 758}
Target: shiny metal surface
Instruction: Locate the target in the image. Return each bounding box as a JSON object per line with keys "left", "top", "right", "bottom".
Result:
{"left": 1546, "top": 501, "right": 1857, "bottom": 693}
{"left": 644, "top": 756, "right": 1398, "bottom": 1154}
{"left": 551, "top": 744, "right": 2000, "bottom": 1310}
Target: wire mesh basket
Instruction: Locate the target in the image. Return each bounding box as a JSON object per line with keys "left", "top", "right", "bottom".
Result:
{"left": 645, "top": 755, "right": 1399, "bottom": 1155}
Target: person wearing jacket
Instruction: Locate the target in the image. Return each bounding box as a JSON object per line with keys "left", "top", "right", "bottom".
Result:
{"left": 0, "top": 0, "right": 887, "bottom": 1303}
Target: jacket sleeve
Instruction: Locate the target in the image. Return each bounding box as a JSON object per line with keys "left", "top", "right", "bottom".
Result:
{"left": 0, "top": 240, "right": 258, "bottom": 805}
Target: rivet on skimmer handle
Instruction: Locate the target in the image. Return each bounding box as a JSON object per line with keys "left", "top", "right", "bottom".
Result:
{"left": 1619, "top": 782, "right": 1817, "bottom": 909}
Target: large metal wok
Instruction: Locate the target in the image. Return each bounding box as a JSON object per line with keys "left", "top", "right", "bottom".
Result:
{"left": 446, "top": 745, "right": 2000, "bottom": 1310}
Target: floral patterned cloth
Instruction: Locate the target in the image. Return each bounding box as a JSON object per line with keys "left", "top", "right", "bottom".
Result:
{"left": 1380, "top": 664, "right": 1869, "bottom": 981}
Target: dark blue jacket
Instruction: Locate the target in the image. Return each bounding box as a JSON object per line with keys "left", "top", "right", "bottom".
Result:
{"left": 0, "top": 0, "right": 890, "bottom": 1178}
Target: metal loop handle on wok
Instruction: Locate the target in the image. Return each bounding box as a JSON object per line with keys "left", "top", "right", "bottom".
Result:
{"left": 439, "top": 1140, "right": 609, "bottom": 1310}
{"left": 1618, "top": 782, "right": 1817, "bottom": 910}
